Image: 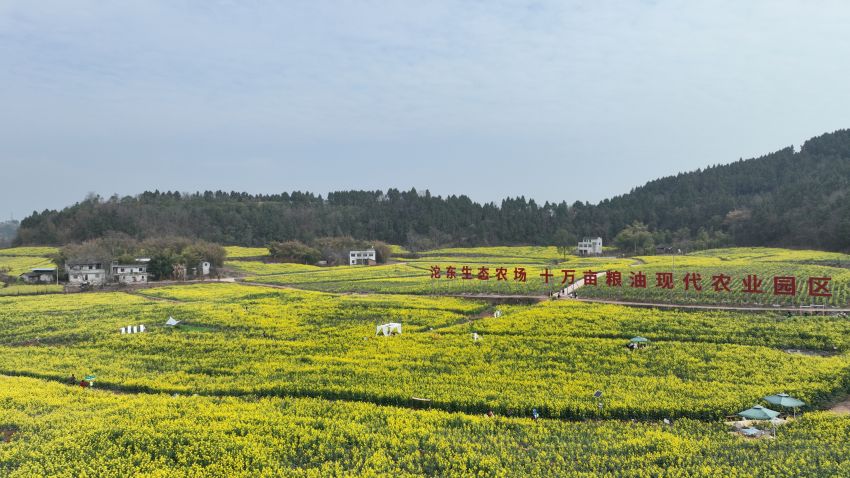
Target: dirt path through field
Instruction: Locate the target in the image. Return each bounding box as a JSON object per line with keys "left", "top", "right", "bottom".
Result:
{"left": 565, "top": 297, "right": 850, "bottom": 313}
{"left": 552, "top": 271, "right": 608, "bottom": 299}
{"left": 126, "top": 291, "right": 185, "bottom": 303}
{"left": 829, "top": 397, "right": 850, "bottom": 414}
{"left": 236, "top": 278, "right": 850, "bottom": 312}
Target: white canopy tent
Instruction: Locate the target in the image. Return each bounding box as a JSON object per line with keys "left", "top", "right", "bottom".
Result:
{"left": 376, "top": 323, "right": 402, "bottom": 336}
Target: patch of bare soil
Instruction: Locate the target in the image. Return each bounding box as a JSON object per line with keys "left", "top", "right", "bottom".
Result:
{"left": 473, "top": 307, "right": 495, "bottom": 320}
{"left": 7, "top": 336, "right": 81, "bottom": 347}
{"left": 829, "top": 397, "right": 850, "bottom": 415}
{"left": 783, "top": 348, "right": 838, "bottom": 357}
{"left": 1, "top": 427, "right": 18, "bottom": 443}
{"left": 9, "top": 338, "right": 40, "bottom": 347}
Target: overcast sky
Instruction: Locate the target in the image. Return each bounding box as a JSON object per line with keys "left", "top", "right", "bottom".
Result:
{"left": 2, "top": 1, "right": 849, "bottom": 218}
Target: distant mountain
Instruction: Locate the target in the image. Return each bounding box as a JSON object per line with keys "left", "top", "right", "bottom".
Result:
{"left": 0, "top": 220, "right": 19, "bottom": 248}
{"left": 14, "top": 130, "right": 850, "bottom": 252}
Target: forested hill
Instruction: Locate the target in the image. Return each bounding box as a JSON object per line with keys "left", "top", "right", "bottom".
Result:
{"left": 597, "top": 129, "right": 850, "bottom": 251}
{"left": 13, "top": 129, "right": 850, "bottom": 252}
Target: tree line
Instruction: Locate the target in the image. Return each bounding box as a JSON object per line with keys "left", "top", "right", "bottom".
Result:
{"left": 12, "top": 129, "right": 850, "bottom": 253}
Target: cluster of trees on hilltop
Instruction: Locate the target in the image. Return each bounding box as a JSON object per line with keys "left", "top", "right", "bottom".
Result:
{"left": 12, "top": 129, "right": 850, "bottom": 253}
{"left": 612, "top": 221, "right": 731, "bottom": 255}
{"left": 269, "top": 238, "right": 391, "bottom": 266}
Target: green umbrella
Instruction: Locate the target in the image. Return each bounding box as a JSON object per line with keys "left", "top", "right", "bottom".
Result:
{"left": 765, "top": 393, "right": 805, "bottom": 418}
{"left": 738, "top": 405, "right": 780, "bottom": 420}
{"left": 630, "top": 336, "right": 649, "bottom": 343}
{"left": 765, "top": 393, "right": 804, "bottom": 408}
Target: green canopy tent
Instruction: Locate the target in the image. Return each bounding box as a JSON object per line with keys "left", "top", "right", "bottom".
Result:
{"left": 738, "top": 405, "right": 781, "bottom": 437}
{"left": 628, "top": 336, "right": 649, "bottom": 349}
{"left": 765, "top": 393, "right": 805, "bottom": 418}
{"left": 738, "top": 405, "right": 780, "bottom": 421}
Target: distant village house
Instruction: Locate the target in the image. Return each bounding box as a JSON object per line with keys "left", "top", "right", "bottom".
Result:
{"left": 66, "top": 259, "right": 148, "bottom": 286}
{"left": 66, "top": 261, "right": 108, "bottom": 286}
{"left": 349, "top": 249, "right": 377, "bottom": 266}
{"left": 20, "top": 268, "right": 56, "bottom": 284}
{"left": 172, "top": 261, "right": 211, "bottom": 281}
{"left": 577, "top": 237, "right": 603, "bottom": 256}
{"left": 65, "top": 257, "right": 211, "bottom": 286}
{"left": 111, "top": 262, "right": 149, "bottom": 284}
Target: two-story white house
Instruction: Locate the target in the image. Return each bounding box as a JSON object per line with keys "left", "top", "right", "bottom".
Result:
{"left": 66, "top": 259, "right": 149, "bottom": 286}
{"left": 349, "top": 249, "right": 377, "bottom": 266}
{"left": 66, "top": 261, "right": 108, "bottom": 286}
{"left": 111, "top": 262, "right": 149, "bottom": 284}
{"left": 577, "top": 237, "right": 603, "bottom": 256}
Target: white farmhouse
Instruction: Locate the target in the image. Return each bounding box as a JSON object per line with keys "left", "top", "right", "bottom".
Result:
{"left": 349, "top": 249, "right": 377, "bottom": 266}
{"left": 577, "top": 237, "right": 603, "bottom": 256}
{"left": 111, "top": 262, "right": 149, "bottom": 284}
{"left": 66, "top": 261, "right": 108, "bottom": 286}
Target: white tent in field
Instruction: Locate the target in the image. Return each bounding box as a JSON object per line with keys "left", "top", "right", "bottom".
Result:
{"left": 165, "top": 317, "right": 180, "bottom": 326}
{"left": 376, "top": 323, "right": 402, "bottom": 336}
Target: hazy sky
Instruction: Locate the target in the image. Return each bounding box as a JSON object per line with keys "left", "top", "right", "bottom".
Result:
{"left": 2, "top": 1, "right": 849, "bottom": 218}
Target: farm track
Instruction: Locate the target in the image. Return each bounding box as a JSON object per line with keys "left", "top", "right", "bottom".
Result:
{"left": 0, "top": 370, "right": 752, "bottom": 423}
{"left": 239, "top": 276, "right": 850, "bottom": 312}
{"left": 229, "top": 260, "right": 423, "bottom": 278}
{"left": 441, "top": 293, "right": 545, "bottom": 301}
{"left": 234, "top": 279, "right": 321, "bottom": 293}
{"left": 7, "top": 366, "right": 846, "bottom": 422}
{"left": 0, "top": 371, "right": 598, "bottom": 422}
{"left": 237, "top": 277, "right": 547, "bottom": 301}
{"left": 553, "top": 271, "right": 607, "bottom": 298}
{"left": 126, "top": 291, "right": 185, "bottom": 303}
{"left": 568, "top": 297, "right": 850, "bottom": 313}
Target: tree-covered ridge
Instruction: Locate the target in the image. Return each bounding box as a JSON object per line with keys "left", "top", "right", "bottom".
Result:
{"left": 13, "top": 129, "right": 850, "bottom": 251}
{"left": 600, "top": 130, "right": 850, "bottom": 251}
